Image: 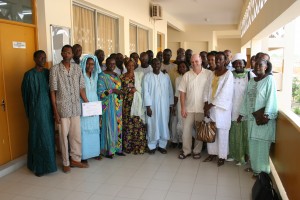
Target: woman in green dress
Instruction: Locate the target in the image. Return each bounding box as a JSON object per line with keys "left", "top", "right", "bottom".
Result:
{"left": 21, "top": 50, "right": 57, "bottom": 177}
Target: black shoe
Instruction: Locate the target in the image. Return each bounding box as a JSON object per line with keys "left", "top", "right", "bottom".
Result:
{"left": 116, "top": 152, "right": 126, "bottom": 156}
{"left": 105, "top": 155, "right": 114, "bottom": 159}
{"left": 34, "top": 172, "right": 44, "bottom": 177}
{"left": 157, "top": 147, "right": 167, "bottom": 154}
{"left": 148, "top": 149, "right": 156, "bottom": 155}
{"left": 178, "top": 143, "right": 183, "bottom": 149}
{"left": 170, "top": 142, "right": 178, "bottom": 148}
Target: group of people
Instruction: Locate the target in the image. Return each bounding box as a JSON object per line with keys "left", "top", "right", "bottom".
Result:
{"left": 21, "top": 44, "right": 278, "bottom": 178}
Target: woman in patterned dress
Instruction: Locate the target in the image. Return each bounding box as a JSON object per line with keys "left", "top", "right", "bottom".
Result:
{"left": 97, "top": 57, "right": 125, "bottom": 158}
{"left": 120, "top": 59, "right": 147, "bottom": 154}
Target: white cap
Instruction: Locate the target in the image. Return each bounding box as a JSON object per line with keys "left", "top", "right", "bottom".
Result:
{"left": 232, "top": 53, "right": 247, "bottom": 63}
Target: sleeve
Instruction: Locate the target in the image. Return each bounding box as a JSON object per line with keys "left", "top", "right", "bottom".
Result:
{"left": 211, "top": 71, "right": 234, "bottom": 110}
{"left": 97, "top": 74, "right": 112, "bottom": 100}
{"left": 49, "top": 66, "right": 57, "bottom": 91}
{"left": 264, "top": 76, "right": 278, "bottom": 119}
{"left": 79, "top": 67, "right": 85, "bottom": 89}
{"left": 167, "top": 75, "right": 174, "bottom": 105}
{"left": 21, "top": 72, "right": 30, "bottom": 118}
{"left": 203, "top": 72, "right": 211, "bottom": 102}
{"left": 143, "top": 74, "right": 152, "bottom": 106}
{"left": 239, "top": 82, "right": 249, "bottom": 117}
{"left": 177, "top": 73, "right": 187, "bottom": 93}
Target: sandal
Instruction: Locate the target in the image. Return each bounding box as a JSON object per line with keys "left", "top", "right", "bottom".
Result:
{"left": 178, "top": 153, "right": 191, "bottom": 159}
{"left": 203, "top": 155, "right": 216, "bottom": 162}
{"left": 217, "top": 158, "right": 225, "bottom": 167}
{"left": 193, "top": 153, "right": 201, "bottom": 159}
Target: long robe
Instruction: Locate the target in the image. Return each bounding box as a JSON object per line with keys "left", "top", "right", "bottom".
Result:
{"left": 239, "top": 75, "right": 278, "bottom": 174}
{"left": 97, "top": 72, "right": 123, "bottom": 155}
{"left": 143, "top": 72, "right": 174, "bottom": 142}
{"left": 21, "top": 68, "right": 57, "bottom": 175}
{"left": 80, "top": 55, "right": 101, "bottom": 160}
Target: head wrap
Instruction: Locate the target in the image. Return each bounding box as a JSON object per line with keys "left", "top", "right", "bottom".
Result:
{"left": 80, "top": 54, "right": 101, "bottom": 81}
{"left": 232, "top": 53, "right": 247, "bottom": 63}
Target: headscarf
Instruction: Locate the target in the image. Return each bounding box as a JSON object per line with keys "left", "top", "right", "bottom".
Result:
{"left": 80, "top": 54, "right": 102, "bottom": 82}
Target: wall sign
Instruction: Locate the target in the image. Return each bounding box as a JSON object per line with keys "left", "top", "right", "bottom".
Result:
{"left": 12, "top": 41, "right": 26, "bottom": 49}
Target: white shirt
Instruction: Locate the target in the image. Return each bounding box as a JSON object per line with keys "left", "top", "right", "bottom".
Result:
{"left": 135, "top": 65, "right": 152, "bottom": 74}
{"left": 161, "top": 62, "right": 176, "bottom": 73}
{"left": 114, "top": 65, "right": 127, "bottom": 75}
{"left": 178, "top": 69, "right": 211, "bottom": 113}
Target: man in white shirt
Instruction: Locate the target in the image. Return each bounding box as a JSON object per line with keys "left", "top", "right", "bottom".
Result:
{"left": 135, "top": 52, "right": 152, "bottom": 74}
{"left": 178, "top": 54, "right": 211, "bottom": 159}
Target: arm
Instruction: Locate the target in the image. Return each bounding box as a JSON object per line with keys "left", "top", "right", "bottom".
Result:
{"left": 21, "top": 73, "right": 29, "bottom": 118}
{"left": 80, "top": 88, "right": 89, "bottom": 102}
{"left": 180, "top": 91, "right": 187, "bottom": 118}
{"left": 50, "top": 91, "right": 61, "bottom": 124}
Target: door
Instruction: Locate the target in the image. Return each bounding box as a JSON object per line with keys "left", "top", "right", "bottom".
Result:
{"left": 0, "top": 51, "right": 11, "bottom": 165}
{"left": 0, "top": 22, "right": 35, "bottom": 162}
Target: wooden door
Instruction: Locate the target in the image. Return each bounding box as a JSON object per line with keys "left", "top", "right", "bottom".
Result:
{"left": 0, "top": 22, "right": 35, "bottom": 161}
{"left": 0, "top": 48, "right": 11, "bottom": 165}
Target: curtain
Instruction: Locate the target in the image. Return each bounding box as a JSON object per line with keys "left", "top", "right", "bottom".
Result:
{"left": 73, "top": 5, "right": 95, "bottom": 55}
{"left": 137, "top": 27, "right": 148, "bottom": 53}
{"left": 129, "top": 24, "right": 137, "bottom": 54}
{"left": 97, "top": 13, "right": 118, "bottom": 56}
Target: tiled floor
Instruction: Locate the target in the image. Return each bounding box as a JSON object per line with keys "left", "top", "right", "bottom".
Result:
{"left": 0, "top": 148, "right": 255, "bottom": 200}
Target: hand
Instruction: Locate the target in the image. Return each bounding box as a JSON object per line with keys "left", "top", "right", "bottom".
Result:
{"left": 237, "top": 115, "right": 243, "bottom": 123}
{"left": 54, "top": 112, "right": 61, "bottom": 124}
{"left": 181, "top": 107, "right": 187, "bottom": 118}
{"left": 170, "top": 106, "right": 176, "bottom": 116}
{"left": 257, "top": 115, "right": 269, "bottom": 125}
{"left": 130, "top": 87, "right": 137, "bottom": 93}
{"left": 146, "top": 107, "right": 152, "bottom": 117}
{"left": 112, "top": 89, "right": 124, "bottom": 95}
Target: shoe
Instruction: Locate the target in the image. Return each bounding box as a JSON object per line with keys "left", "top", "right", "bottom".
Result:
{"left": 63, "top": 165, "right": 71, "bottom": 173}
{"left": 217, "top": 158, "right": 225, "bottom": 167}
{"left": 116, "top": 152, "right": 126, "bottom": 156}
{"left": 192, "top": 153, "right": 201, "bottom": 159}
{"left": 70, "top": 160, "right": 89, "bottom": 168}
{"left": 203, "top": 155, "right": 217, "bottom": 162}
{"left": 178, "top": 153, "right": 191, "bottom": 159}
{"left": 94, "top": 155, "right": 102, "bottom": 160}
{"left": 81, "top": 159, "right": 88, "bottom": 164}
{"left": 157, "top": 147, "right": 167, "bottom": 154}
{"left": 170, "top": 142, "right": 177, "bottom": 148}
{"left": 148, "top": 149, "right": 156, "bottom": 155}
{"left": 226, "top": 158, "right": 234, "bottom": 162}
{"left": 34, "top": 172, "right": 44, "bottom": 177}
{"left": 105, "top": 155, "right": 114, "bottom": 159}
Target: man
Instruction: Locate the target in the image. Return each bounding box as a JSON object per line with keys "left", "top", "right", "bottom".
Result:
{"left": 224, "top": 49, "right": 233, "bottom": 71}
{"left": 21, "top": 50, "right": 57, "bottom": 177}
{"left": 146, "top": 50, "right": 154, "bottom": 65}
{"left": 185, "top": 49, "right": 193, "bottom": 66}
{"left": 95, "top": 49, "right": 106, "bottom": 71}
{"left": 178, "top": 54, "right": 211, "bottom": 159}
{"left": 114, "top": 53, "right": 127, "bottom": 75}
{"left": 143, "top": 58, "right": 174, "bottom": 154}
{"left": 135, "top": 52, "right": 152, "bottom": 74}
{"left": 50, "top": 44, "right": 89, "bottom": 173}
{"left": 200, "top": 51, "right": 208, "bottom": 69}
{"left": 72, "top": 44, "right": 82, "bottom": 64}
{"left": 156, "top": 51, "right": 163, "bottom": 63}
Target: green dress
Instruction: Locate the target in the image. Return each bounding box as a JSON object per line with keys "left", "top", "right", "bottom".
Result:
{"left": 21, "top": 68, "right": 57, "bottom": 175}
{"left": 239, "top": 75, "right": 278, "bottom": 174}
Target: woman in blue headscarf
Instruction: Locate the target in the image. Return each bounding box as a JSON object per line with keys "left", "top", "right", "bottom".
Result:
{"left": 80, "top": 55, "right": 102, "bottom": 162}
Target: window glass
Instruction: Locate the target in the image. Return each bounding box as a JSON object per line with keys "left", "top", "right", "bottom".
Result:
{"left": 0, "top": 0, "right": 33, "bottom": 24}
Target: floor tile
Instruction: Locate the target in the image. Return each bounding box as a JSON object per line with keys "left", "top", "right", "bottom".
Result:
{"left": 116, "top": 186, "right": 144, "bottom": 199}
{"left": 192, "top": 183, "right": 217, "bottom": 196}
{"left": 140, "top": 188, "right": 168, "bottom": 200}
{"left": 165, "top": 191, "right": 191, "bottom": 200}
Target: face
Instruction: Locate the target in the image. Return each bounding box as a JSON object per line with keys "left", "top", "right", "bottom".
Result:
{"left": 34, "top": 53, "right": 46, "bottom": 67}
{"left": 147, "top": 51, "right": 154, "bottom": 64}
{"left": 177, "top": 48, "right": 185, "bottom": 57}
{"left": 163, "top": 51, "right": 172, "bottom": 62}
{"left": 224, "top": 50, "right": 232, "bottom": 62}
{"left": 207, "top": 55, "right": 216, "bottom": 70}
{"left": 178, "top": 63, "right": 188, "bottom": 75}
{"left": 61, "top": 47, "right": 73, "bottom": 61}
{"left": 106, "top": 59, "right": 116, "bottom": 72}
{"left": 190, "top": 55, "right": 201, "bottom": 69}
{"left": 156, "top": 51, "right": 163, "bottom": 62}
{"left": 125, "top": 61, "right": 135, "bottom": 73}
{"left": 176, "top": 55, "right": 185, "bottom": 62}
{"left": 140, "top": 54, "right": 149, "bottom": 66}
{"left": 85, "top": 58, "right": 95, "bottom": 74}
{"left": 73, "top": 46, "right": 82, "bottom": 58}
{"left": 215, "top": 54, "right": 226, "bottom": 70}
{"left": 97, "top": 51, "right": 105, "bottom": 63}
{"left": 250, "top": 56, "right": 256, "bottom": 69}
{"left": 116, "top": 54, "right": 124, "bottom": 66}
{"left": 254, "top": 59, "right": 267, "bottom": 75}
{"left": 185, "top": 50, "right": 193, "bottom": 61}
{"left": 233, "top": 60, "right": 245, "bottom": 73}
{"left": 131, "top": 53, "right": 139, "bottom": 64}
{"left": 200, "top": 52, "right": 208, "bottom": 64}
{"left": 151, "top": 59, "right": 161, "bottom": 74}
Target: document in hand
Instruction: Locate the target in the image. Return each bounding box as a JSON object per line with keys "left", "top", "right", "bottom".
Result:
{"left": 82, "top": 101, "right": 102, "bottom": 116}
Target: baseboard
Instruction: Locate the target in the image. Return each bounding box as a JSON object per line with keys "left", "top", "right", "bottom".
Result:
{"left": 0, "top": 155, "right": 27, "bottom": 178}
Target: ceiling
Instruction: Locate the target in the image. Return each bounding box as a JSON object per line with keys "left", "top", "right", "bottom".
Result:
{"left": 151, "top": 0, "right": 245, "bottom": 25}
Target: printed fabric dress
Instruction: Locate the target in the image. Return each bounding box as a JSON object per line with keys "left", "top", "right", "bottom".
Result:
{"left": 97, "top": 72, "right": 123, "bottom": 156}
{"left": 120, "top": 74, "right": 147, "bottom": 154}
{"left": 21, "top": 68, "right": 57, "bottom": 175}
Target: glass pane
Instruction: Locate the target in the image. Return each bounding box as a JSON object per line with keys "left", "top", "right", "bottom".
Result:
{"left": 129, "top": 24, "right": 137, "bottom": 54}
{"left": 97, "top": 13, "right": 118, "bottom": 56}
{"left": 0, "top": 0, "right": 33, "bottom": 24}
{"left": 137, "top": 27, "right": 148, "bottom": 53}
{"left": 73, "top": 5, "right": 95, "bottom": 55}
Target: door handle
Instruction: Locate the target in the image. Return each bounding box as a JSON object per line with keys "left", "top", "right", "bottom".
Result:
{"left": 1, "top": 99, "right": 5, "bottom": 111}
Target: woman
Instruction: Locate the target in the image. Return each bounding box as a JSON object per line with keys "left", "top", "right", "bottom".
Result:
{"left": 238, "top": 58, "right": 278, "bottom": 176}
{"left": 120, "top": 59, "right": 147, "bottom": 154}
{"left": 80, "top": 55, "right": 101, "bottom": 162}
{"left": 97, "top": 57, "right": 125, "bottom": 158}
{"left": 207, "top": 52, "right": 216, "bottom": 71}
{"left": 172, "top": 61, "right": 190, "bottom": 149}
{"left": 228, "top": 53, "right": 255, "bottom": 165}
{"left": 203, "top": 52, "right": 234, "bottom": 166}
{"left": 21, "top": 50, "right": 57, "bottom": 176}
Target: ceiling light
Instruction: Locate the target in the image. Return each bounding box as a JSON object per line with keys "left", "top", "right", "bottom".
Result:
{"left": 0, "top": 2, "right": 7, "bottom": 6}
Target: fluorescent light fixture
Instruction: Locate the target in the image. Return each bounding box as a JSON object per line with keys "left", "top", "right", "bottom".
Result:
{"left": 22, "top": 10, "right": 32, "bottom": 15}
{"left": 0, "top": 2, "right": 7, "bottom": 6}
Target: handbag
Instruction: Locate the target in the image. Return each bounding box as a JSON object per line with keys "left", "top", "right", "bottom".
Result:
{"left": 252, "top": 107, "right": 265, "bottom": 125}
{"left": 252, "top": 172, "right": 279, "bottom": 200}
{"left": 195, "top": 117, "right": 217, "bottom": 143}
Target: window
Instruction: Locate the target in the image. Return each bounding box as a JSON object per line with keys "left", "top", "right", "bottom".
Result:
{"left": 0, "top": 0, "right": 33, "bottom": 24}
{"left": 72, "top": 4, "right": 118, "bottom": 56}
{"left": 129, "top": 23, "right": 149, "bottom": 54}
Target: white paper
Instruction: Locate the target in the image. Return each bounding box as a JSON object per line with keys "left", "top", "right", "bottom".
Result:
{"left": 82, "top": 101, "right": 102, "bottom": 116}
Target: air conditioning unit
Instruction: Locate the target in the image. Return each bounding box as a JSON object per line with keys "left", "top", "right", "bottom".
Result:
{"left": 151, "top": 4, "right": 163, "bottom": 20}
